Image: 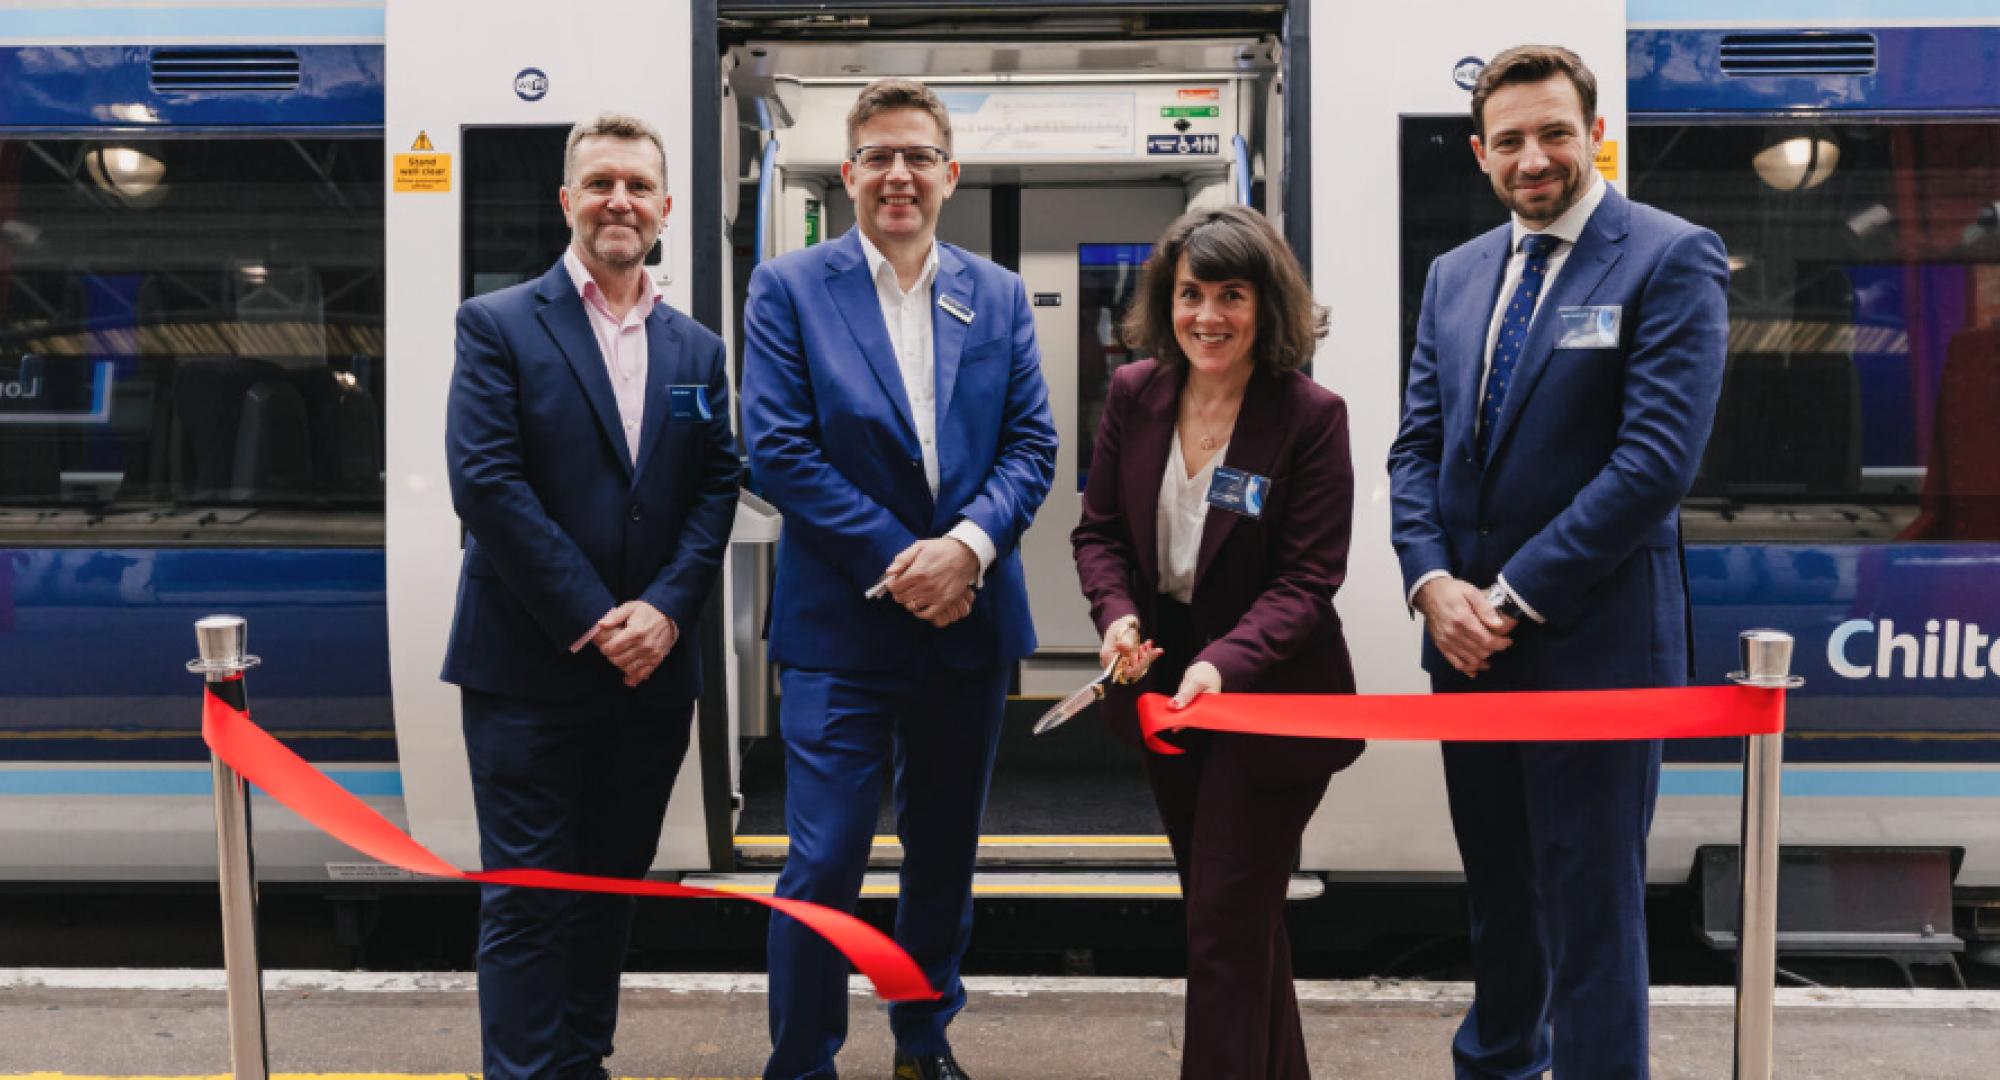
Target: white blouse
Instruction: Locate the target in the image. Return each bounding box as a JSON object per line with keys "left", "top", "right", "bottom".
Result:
{"left": 1157, "top": 431, "right": 1225, "bottom": 604}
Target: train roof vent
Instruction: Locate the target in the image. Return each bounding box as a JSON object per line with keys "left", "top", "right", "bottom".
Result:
{"left": 1719, "top": 33, "right": 1877, "bottom": 77}
{"left": 150, "top": 49, "right": 302, "bottom": 92}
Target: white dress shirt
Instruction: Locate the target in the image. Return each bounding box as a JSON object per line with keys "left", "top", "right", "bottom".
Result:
{"left": 1157, "top": 432, "right": 1224, "bottom": 605}
{"left": 855, "top": 230, "right": 997, "bottom": 575}
{"left": 562, "top": 247, "right": 670, "bottom": 653}
{"left": 1409, "top": 174, "right": 1608, "bottom": 623}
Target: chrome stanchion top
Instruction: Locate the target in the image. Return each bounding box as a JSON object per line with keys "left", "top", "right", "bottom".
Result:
{"left": 1728, "top": 628, "right": 1804, "bottom": 689}
{"left": 188, "top": 614, "right": 261, "bottom": 678}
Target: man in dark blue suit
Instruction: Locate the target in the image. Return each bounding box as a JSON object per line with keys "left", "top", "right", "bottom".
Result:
{"left": 741, "top": 78, "right": 1056, "bottom": 1080}
{"left": 442, "top": 113, "right": 739, "bottom": 1080}
{"left": 1388, "top": 46, "right": 1729, "bottom": 1079}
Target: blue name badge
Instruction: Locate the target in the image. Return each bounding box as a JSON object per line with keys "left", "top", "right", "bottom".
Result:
{"left": 668, "top": 384, "right": 712, "bottom": 421}
{"left": 1206, "top": 466, "right": 1270, "bottom": 519}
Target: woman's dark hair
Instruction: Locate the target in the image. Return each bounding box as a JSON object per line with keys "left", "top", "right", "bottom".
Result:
{"left": 1120, "top": 206, "right": 1327, "bottom": 375}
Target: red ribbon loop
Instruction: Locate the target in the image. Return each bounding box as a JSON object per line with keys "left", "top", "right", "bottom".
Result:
{"left": 200, "top": 686, "right": 938, "bottom": 1002}
{"left": 1136, "top": 686, "right": 1785, "bottom": 755}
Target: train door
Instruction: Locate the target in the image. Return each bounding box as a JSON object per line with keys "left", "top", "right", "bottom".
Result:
{"left": 713, "top": 32, "right": 1277, "bottom": 891}
{"left": 1298, "top": 0, "right": 1630, "bottom": 875}
{"left": 1016, "top": 184, "right": 1211, "bottom": 673}
{"left": 382, "top": 3, "right": 714, "bottom": 869}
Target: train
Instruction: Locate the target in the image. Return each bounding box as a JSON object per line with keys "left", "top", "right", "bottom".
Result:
{"left": 2, "top": 0, "right": 1997, "bottom": 962}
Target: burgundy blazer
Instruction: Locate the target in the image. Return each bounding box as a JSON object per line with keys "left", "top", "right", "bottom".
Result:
{"left": 1072, "top": 358, "right": 1363, "bottom": 752}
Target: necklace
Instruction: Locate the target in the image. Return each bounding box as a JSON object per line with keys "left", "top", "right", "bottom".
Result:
{"left": 1186, "top": 398, "right": 1241, "bottom": 452}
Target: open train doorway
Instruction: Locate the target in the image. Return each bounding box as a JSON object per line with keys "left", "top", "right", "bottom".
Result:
{"left": 711, "top": 16, "right": 1292, "bottom": 889}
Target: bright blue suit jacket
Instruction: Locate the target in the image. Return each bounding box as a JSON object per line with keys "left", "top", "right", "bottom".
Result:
{"left": 741, "top": 229, "right": 1057, "bottom": 673}
{"left": 441, "top": 260, "right": 741, "bottom": 706}
{"left": 1388, "top": 186, "right": 1729, "bottom": 689}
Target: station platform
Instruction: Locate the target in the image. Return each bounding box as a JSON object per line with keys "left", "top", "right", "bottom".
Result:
{"left": 3, "top": 969, "right": 1995, "bottom": 1079}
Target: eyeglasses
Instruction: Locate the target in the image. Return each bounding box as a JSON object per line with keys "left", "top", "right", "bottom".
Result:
{"left": 850, "top": 144, "right": 950, "bottom": 173}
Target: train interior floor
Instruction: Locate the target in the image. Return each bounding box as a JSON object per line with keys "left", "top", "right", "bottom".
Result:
{"left": 734, "top": 697, "right": 1163, "bottom": 841}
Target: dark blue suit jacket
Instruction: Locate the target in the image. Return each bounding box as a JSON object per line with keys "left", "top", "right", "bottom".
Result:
{"left": 740, "top": 229, "right": 1057, "bottom": 672}
{"left": 1388, "top": 186, "right": 1729, "bottom": 690}
{"left": 441, "top": 260, "right": 740, "bottom": 706}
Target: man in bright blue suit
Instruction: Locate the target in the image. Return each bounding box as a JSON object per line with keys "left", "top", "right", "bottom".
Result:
{"left": 442, "top": 113, "right": 739, "bottom": 1080}
{"left": 741, "top": 78, "right": 1057, "bottom": 1080}
{"left": 1388, "top": 46, "right": 1729, "bottom": 1079}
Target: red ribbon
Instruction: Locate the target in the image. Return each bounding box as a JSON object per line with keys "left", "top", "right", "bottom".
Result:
{"left": 200, "top": 684, "right": 938, "bottom": 1002}
{"left": 1137, "top": 685, "right": 1785, "bottom": 755}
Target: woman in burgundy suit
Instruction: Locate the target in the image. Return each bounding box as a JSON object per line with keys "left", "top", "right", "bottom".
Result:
{"left": 1071, "top": 206, "right": 1362, "bottom": 1079}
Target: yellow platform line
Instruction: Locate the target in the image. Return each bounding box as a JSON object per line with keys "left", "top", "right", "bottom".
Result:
{"left": 0, "top": 730, "right": 394, "bottom": 741}
{"left": 2, "top": 1075, "right": 739, "bottom": 1080}
{"left": 708, "top": 882, "right": 1182, "bottom": 897}
{"left": 734, "top": 834, "right": 1169, "bottom": 848}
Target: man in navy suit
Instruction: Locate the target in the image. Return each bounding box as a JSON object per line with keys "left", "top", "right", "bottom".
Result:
{"left": 442, "top": 113, "right": 739, "bottom": 1080}
{"left": 741, "top": 78, "right": 1057, "bottom": 1080}
{"left": 1388, "top": 46, "right": 1729, "bottom": 1079}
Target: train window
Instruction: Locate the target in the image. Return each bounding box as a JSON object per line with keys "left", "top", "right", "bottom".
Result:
{"left": 1075, "top": 243, "right": 1151, "bottom": 491}
{"left": 1398, "top": 116, "right": 1506, "bottom": 390}
{"left": 461, "top": 126, "right": 571, "bottom": 300}
{"left": 0, "top": 136, "right": 384, "bottom": 544}
{"left": 1631, "top": 121, "right": 2000, "bottom": 543}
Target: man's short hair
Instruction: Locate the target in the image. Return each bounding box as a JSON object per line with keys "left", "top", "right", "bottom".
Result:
{"left": 845, "top": 78, "right": 955, "bottom": 154}
{"left": 1470, "top": 44, "right": 1597, "bottom": 140}
{"left": 1121, "top": 206, "right": 1328, "bottom": 377}
{"left": 563, "top": 112, "right": 668, "bottom": 187}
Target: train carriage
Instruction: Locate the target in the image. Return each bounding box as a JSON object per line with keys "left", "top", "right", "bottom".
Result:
{"left": 1, "top": 0, "right": 1995, "bottom": 963}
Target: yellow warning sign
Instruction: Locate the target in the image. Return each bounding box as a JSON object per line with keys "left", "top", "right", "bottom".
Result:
{"left": 394, "top": 152, "right": 452, "bottom": 193}
{"left": 410, "top": 130, "right": 435, "bottom": 151}
{"left": 1593, "top": 139, "right": 1619, "bottom": 181}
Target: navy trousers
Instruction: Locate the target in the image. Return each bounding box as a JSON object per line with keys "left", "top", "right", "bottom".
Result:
{"left": 1440, "top": 737, "right": 1663, "bottom": 1080}
{"left": 763, "top": 662, "right": 1010, "bottom": 1080}
{"left": 462, "top": 685, "right": 694, "bottom": 1080}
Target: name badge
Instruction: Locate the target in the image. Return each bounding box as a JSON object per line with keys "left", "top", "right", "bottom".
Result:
{"left": 1206, "top": 466, "right": 1270, "bottom": 519}
{"left": 1555, "top": 304, "right": 1621, "bottom": 349}
{"left": 937, "top": 294, "right": 975, "bottom": 325}
{"left": 668, "top": 384, "right": 712, "bottom": 421}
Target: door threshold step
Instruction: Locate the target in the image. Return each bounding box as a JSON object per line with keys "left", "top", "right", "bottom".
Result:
{"left": 736, "top": 833, "right": 1175, "bottom": 867}
{"left": 684, "top": 870, "right": 1326, "bottom": 901}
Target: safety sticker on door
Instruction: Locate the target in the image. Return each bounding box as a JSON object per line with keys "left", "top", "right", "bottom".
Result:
{"left": 1146, "top": 133, "right": 1219, "bottom": 155}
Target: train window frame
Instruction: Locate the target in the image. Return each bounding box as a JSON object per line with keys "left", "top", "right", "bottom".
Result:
{"left": 0, "top": 131, "right": 386, "bottom": 546}
{"left": 1629, "top": 118, "right": 2000, "bottom": 545}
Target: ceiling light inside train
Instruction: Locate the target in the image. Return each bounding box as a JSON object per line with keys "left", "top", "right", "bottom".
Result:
{"left": 84, "top": 146, "right": 168, "bottom": 204}
{"left": 1753, "top": 136, "right": 1839, "bottom": 192}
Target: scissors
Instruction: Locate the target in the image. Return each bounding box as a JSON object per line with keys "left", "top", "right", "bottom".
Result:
{"left": 1032, "top": 656, "right": 1126, "bottom": 735}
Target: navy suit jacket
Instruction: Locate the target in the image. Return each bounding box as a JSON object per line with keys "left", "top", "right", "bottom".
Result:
{"left": 441, "top": 260, "right": 741, "bottom": 706}
{"left": 740, "top": 229, "right": 1057, "bottom": 672}
{"left": 1388, "top": 186, "right": 1729, "bottom": 690}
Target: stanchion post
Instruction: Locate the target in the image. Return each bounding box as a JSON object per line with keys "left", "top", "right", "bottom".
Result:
{"left": 1728, "top": 629, "right": 1799, "bottom": 1080}
{"left": 189, "top": 615, "right": 268, "bottom": 1080}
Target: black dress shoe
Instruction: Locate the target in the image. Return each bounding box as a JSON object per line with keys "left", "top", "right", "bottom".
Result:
{"left": 892, "top": 1049, "right": 972, "bottom": 1080}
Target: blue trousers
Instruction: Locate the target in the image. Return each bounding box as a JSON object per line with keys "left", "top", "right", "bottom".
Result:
{"left": 763, "top": 663, "right": 1010, "bottom": 1080}
{"left": 1441, "top": 737, "right": 1663, "bottom": 1080}
{"left": 462, "top": 686, "right": 694, "bottom": 1080}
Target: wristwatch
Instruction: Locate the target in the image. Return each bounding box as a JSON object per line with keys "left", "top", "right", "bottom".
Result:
{"left": 1484, "top": 583, "right": 1526, "bottom": 621}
